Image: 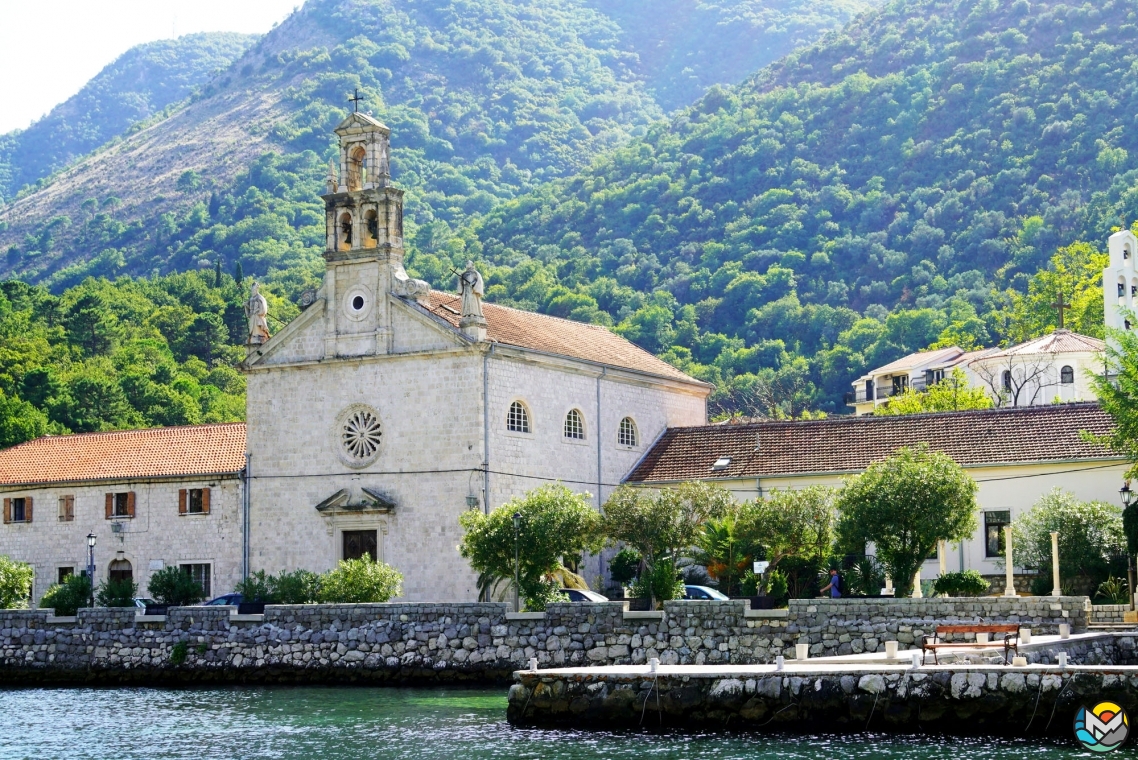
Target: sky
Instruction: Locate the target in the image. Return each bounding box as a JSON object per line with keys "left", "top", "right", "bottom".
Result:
{"left": 0, "top": 0, "right": 301, "bottom": 133}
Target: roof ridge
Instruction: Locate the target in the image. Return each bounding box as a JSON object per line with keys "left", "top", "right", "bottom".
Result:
{"left": 429, "top": 289, "right": 609, "bottom": 332}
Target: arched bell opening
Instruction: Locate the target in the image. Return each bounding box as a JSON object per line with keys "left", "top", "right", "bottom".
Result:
{"left": 364, "top": 209, "right": 378, "bottom": 247}
{"left": 347, "top": 146, "right": 367, "bottom": 191}
{"left": 339, "top": 212, "right": 353, "bottom": 251}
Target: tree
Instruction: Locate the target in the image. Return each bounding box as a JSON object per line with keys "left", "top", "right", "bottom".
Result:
{"left": 878, "top": 368, "right": 993, "bottom": 415}
{"left": 1013, "top": 489, "right": 1124, "bottom": 594}
{"left": 603, "top": 481, "right": 733, "bottom": 607}
{"left": 62, "top": 292, "right": 119, "bottom": 356}
{"left": 39, "top": 574, "right": 91, "bottom": 615}
{"left": 459, "top": 484, "right": 602, "bottom": 611}
{"left": 971, "top": 353, "right": 1056, "bottom": 408}
{"left": 689, "top": 513, "right": 756, "bottom": 597}
{"left": 0, "top": 555, "right": 34, "bottom": 609}
{"left": 836, "top": 445, "right": 978, "bottom": 597}
{"left": 317, "top": 558, "right": 402, "bottom": 603}
{"left": 147, "top": 566, "right": 205, "bottom": 606}
{"left": 737, "top": 486, "right": 836, "bottom": 573}
{"left": 0, "top": 390, "right": 48, "bottom": 448}
{"left": 1092, "top": 324, "right": 1138, "bottom": 477}
{"left": 95, "top": 577, "right": 137, "bottom": 607}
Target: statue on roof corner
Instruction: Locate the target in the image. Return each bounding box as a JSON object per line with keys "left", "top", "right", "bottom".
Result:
{"left": 245, "top": 281, "right": 271, "bottom": 346}
{"left": 459, "top": 260, "right": 486, "bottom": 328}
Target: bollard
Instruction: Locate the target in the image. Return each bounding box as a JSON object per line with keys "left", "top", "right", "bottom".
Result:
{"left": 649, "top": 657, "right": 659, "bottom": 673}
{"left": 976, "top": 632, "right": 989, "bottom": 645}
{"left": 776, "top": 655, "right": 785, "bottom": 671}
{"left": 796, "top": 643, "right": 810, "bottom": 661}
{"left": 528, "top": 657, "right": 538, "bottom": 672}
{"left": 1059, "top": 623, "right": 1070, "bottom": 639}
{"left": 1058, "top": 652, "right": 1069, "bottom": 669}
{"left": 1020, "top": 628, "right": 1032, "bottom": 645}
{"left": 911, "top": 652, "right": 922, "bottom": 668}
{"left": 1013, "top": 656, "right": 1028, "bottom": 667}
{"left": 885, "top": 641, "right": 899, "bottom": 659}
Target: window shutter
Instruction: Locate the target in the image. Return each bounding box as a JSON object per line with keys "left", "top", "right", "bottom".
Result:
{"left": 201, "top": 488, "right": 211, "bottom": 515}
{"left": 105, "top": 493, "right": 113, "bottom": 519}
{"left": 126, "top": 491, "right": 136, "bottom": 518}
{"left": 25, "top": 497, "right": 32, "bottom": 523}
{"left": 66, "top": 495, "right": 74, "bottom": 521}
{"left": 3, "top": 498, "right": 9, "bottom": 524}
{"left": 178, "top": 489, "right": 187, "bottom": 515}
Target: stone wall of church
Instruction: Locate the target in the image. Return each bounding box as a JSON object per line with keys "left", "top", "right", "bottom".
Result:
{"left": 0, "top": 477, "right": 243, "bottom": 604}
{"left": 0, "top": 598, "right": 1089, "bottom": 686}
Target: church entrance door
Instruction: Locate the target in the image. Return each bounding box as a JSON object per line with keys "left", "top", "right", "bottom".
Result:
{"left": 343, "top": 530, "right": 378, "bottom": 561}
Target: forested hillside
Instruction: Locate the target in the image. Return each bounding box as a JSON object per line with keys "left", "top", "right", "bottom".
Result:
{"left": 470, "top": 0, "right": 1135, "bottom": 414}
{"left": 0, "top": 33, "right": 256, "bottom": 203}
{"left": 0, "top": 0, "right": 871, "bottom": 289}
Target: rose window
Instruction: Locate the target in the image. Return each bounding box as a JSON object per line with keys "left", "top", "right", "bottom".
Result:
{"left": 341, "top": 408, "right": 382, "bottom": 462}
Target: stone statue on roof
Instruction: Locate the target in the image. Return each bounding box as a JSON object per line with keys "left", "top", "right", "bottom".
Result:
{"left": 458, "top": 261, "right": 486, "bottom": 329}
{"left": 245, "top": 281, "right": 271, "bottom": 346}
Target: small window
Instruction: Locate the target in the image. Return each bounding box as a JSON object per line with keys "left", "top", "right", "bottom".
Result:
{"left": 178, "top": 488, "right": 211, "bottom": 516}
{"left": 507, "top": 401, "right": 531, "bottom": 433}
{"left": 179, "top": 564, "right": 211, "bottom": 598}
{"left": 57, "top": 567, "right": 74, "bottom": 585}
{"left": 618, "top": 417, "right": 638, "bottom": 447}
{"left": 1126, "top": 246, "right": 1132, "bottom": 260}
{"left": 58, "top": 495, "right": 74, "bottom": 522}
{"left": 108, "top": 559, "right": 133, "bottom": 583}
{"left": 985, "top": 511, "right": 1011, "bottom": 558}
{"left": 343, "top": 530, "right": 378, "bottom": 562}
{"left": 711, "top": 457, "right": 731, "bottom": 471}
{"left": 564, "top": 409, "right": 585, "bottom": 440}
{"left": 891, "top": 376, "right": 909, "bottom": 395}
{"left": 1002, "top": 370, "right": 1012, "bottom": 392}
{"left": 9, "top": 497, "right": 27, "bottom": 523}
{"left": 864, "top": 379, "right": 873, "bottom": 400}
{"left": 1060, "top": 365, "right": 1074, "bottom": 384}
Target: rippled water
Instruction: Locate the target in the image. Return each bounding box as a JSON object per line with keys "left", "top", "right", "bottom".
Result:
{"left": 0, "top": 686, "right": 1099, "bottom": 759}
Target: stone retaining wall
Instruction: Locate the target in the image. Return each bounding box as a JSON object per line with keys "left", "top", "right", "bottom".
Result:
{"left": 0, "top": 597, "right": 1089, "bottom": 685}
{"left": 1091, "top": 604, "right": 1130, "bottom": 624}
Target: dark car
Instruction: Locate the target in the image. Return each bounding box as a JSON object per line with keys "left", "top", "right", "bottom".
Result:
{"left": 203, "top": 593, "right": 242, "bottom": 606}
{"left": 561, "top": 589, "right": 609, "bottom": 602}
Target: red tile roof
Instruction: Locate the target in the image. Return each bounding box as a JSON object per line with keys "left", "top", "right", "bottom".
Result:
{"left": 423, "top": 291, "right": 706, "bottom": 385}
{"left": 626, "top": 403, "right": 1119, "bottom": 483}
{"left": 0, "top": 423, "right": 247, "bottom": 487}
{"left": 982, "top": 329, "right": 1106, "bottom": 358}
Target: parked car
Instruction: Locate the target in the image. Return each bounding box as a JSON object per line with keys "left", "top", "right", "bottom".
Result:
{"left": 683, "top": 585, "right": 729, "bottom": 601}
{"left": 203, "top": 593, "right": 243, "bottom": 606}
{"left": 132, "top": 598, "right": 157, "bottom": 608}
{"left": 560, "top": 589, "right": 609, "bottom": 602}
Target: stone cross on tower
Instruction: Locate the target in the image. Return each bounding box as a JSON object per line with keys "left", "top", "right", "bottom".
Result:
{"left": 1051, "top": 291, "right": 1071, "bottom": 330}
{"left": 348, "top": 88, "right": 363, "bottom": 113}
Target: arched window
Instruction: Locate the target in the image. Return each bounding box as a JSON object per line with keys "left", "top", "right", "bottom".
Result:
{"left": 339, "top": 212, "right": 353, "bottom": 250}
{"left": 108, "top": 559, "right": 132, "bottom": 583}
{"left": 564, "top": 409, "right": 585, "bottom": 440}
{"left": 364, "top": 209, "right": 378, "bottom": 246}
{"left": 1002, "top": 370, "right": 1012, "bottom": 392}
{"left": 618, "top": 417, "right": 638, "bottom": 447}
{"left": 348, "top": 146, "right": 367, "bottom": 190}
{"left": 1060, "top": 365, "right": 1075, "bottom": 385}
{"left": 1126, "top": 245, "right": 1132, "bottom": 260}
{"left": 507, "top": 401, "right": 530, "bottom": 433}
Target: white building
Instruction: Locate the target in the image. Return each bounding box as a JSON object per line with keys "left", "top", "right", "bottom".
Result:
{"left": 625, "top": 403, "right": 1127, "bottom": 591}
{"left": 0, "top": 424, "right": 246, "bottom": 605}
{"left": 1105, "top": 229, "right": 1138, "bottom": 335}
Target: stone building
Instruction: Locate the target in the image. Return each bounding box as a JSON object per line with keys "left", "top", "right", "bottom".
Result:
{"left": 625, "top": 403, "right": 1126, "bottom": 592}
{"left": 240, "top": 112, "right": 710, "bottom": 601}
{"left": 0, "top": 424, "right": 246, "bottom": 605}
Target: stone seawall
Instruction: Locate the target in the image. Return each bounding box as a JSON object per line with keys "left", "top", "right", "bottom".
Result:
{"left": 507, "top": 661, "right": 1138, "bottom": 734}
{"left": 0, "top": 597, "right": 1088, "bottom": 686}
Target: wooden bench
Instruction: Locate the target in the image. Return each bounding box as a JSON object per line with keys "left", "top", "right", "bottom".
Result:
{"left": 920, "top": 624, "right": 1019, "bottom": 665}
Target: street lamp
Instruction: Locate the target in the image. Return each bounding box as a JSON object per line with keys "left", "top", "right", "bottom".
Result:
{"left": 512, "top": 511, "right": 521, "bottom": 613}
{"left": 86, "top": 533, "right": 96, "bottom": 608}
{"left": 1121, "top": 483, "right": 1136, "bottom": 611}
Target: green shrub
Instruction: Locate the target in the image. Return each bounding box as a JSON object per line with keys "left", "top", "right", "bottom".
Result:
{"left": 0, "top": 555, "right": 34, "bottom": 609}
{"left": 96, "top": 578, "right": 137, "bottom": 607}
{"left": 933, "top": 570, "right": 990, "bottom": 597}
{"left": 845, "top": 556, "right": 885, "bottom": 597}
{"left": 1096, "top": 576, "right": 1130, "bottom": 605}
{"left": 147, "top": 566, "right": 205, "bottom": 606}
{"left": 629, "top": 561, "right": 683, "bottom": 606}
{"left": 609, "top": 548, "right": 641, "bottom": 586}
{"left": 170, "top": 641, "right": 188, "bottom": 665}
{"left": 766, "top": 569, "right": 789, "bottom": 607}
{"left": 234, "top": 570, "right": 273, "bottom": 602}
{"left": 273, "top": 569, "right": 321, "bottom": 604}
{"left": 519, "top": 577, "right": 569, "bottom": 612}
{"left": 317, "top": 558, "right": 402, "bottom": 604}
{"left": 39, "top": 575, "right": 91, "bottom": 615}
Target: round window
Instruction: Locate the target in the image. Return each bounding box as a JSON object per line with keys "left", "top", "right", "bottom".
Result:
{"left": 352, "top": 295, "right": 365, "bottom": 311}
{"left": 340, "top": 407, "right": 383, "bottom": 464}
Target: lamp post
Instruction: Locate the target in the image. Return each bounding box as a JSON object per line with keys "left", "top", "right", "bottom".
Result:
{"left": 1121, "top": 483, "right": 1135, "bottom": 611}
{"left": 512, "top": 511, "right": 521, "bottom": 613}
{"left": 86, "top": 533, "right": 96, "bottom": 608}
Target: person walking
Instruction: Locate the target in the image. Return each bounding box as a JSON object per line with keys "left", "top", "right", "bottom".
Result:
{"left": 820, "top": 568, "right": 842, "bottom": 598}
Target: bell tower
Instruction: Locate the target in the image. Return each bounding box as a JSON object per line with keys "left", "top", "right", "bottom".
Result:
{"left": 320, "top": 112, "right": 428, "bottom": 358}
{"left": 1106, "top": 230, "right": 1138, "bottom": 337}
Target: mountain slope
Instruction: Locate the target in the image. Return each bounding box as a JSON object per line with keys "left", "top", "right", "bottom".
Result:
{"left": 472, "top": 0, "right": 1138, "bottom": 412}
{"left": 0, "top": 32, "right": 256, "bottom": 203}
{"left": 0, "top": 0, "right": 874, "bottom": 289}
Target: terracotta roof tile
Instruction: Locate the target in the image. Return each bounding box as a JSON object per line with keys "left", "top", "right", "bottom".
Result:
{"left": 0, "top": 423, "right": 247, "bottom": 487}
{"left": 626, "top": 403, "right": 1118, "bottom": 483}
{"left": 983, "top": 330, "right": 1106, "bottom": 359}
{"left": 423, "top": 291, "right": 705, "bottom": 385}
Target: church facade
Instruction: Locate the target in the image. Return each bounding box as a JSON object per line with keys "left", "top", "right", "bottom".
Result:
{"left": 241, "top": 113, "right": 710, "bottom": 601}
